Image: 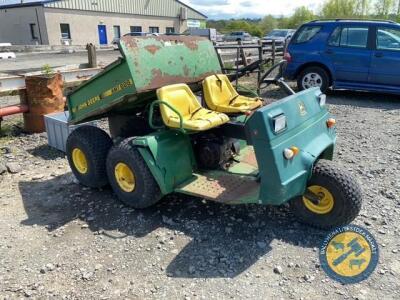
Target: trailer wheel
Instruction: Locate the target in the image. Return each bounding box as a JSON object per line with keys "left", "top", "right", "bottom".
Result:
{"left": 106, "top": 138, "right": 161, "bottom": 208}
{"left": 290, "top": 160, "right": 362, "bottom": 230}
{"left": 66, "top": 125, "right": 112, "bottom": 188}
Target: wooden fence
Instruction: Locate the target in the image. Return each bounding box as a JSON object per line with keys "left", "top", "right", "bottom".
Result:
{"left": 214, "top": 39, "right": 287, "bottom": 70}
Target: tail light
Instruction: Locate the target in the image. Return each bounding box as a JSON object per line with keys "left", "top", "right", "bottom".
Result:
{"left": 283, "top": 51, "right": 292, "bottom": 63}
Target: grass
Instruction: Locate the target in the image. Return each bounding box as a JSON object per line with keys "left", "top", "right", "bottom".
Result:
{"left": 0, "top": 116, "right": 23, "bottom": 146}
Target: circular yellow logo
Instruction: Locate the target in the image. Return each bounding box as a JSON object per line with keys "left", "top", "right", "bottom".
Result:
{"left": 320, "top": 225, "right": 379, "bottom": 284}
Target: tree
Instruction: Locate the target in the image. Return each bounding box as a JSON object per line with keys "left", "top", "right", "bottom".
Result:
{"left": 375, "top": 0, "right": 395, "bottom": 17}
{"left": 287, "top": 6, "right": 316, "bottom": 28}
{"left": 259, "top": 15, "right": 278, "bottom": 35}
{"left": 225, "top": 20, "right": 252, "bottom": 32}
{"left": 321, "top": 0, "right": 369, "bottom": 18}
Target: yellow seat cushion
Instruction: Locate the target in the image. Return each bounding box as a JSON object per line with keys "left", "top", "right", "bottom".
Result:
{"left": 203, "top": 74, "right": 263, "bottom": 114}
{"left": 156, "top": 83, "right": 229, "bottom": 131}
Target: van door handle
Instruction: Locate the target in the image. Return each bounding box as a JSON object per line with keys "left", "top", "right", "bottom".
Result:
{"left": 325, "top": 49, "right": 334, "bottom": 54}
{"left": 375, "top": 52, "right": 384, "bottom": 58}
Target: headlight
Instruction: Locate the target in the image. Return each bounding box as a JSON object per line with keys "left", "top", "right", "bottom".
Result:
{"left": 273, "top": 114, "right": 286, "bottom": 133}
{"left": 319, "top": 94, "right": 326, "bottom": 106}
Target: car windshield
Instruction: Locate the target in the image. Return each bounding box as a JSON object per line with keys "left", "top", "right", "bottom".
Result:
{"left": 267, "top": 30, "right": 288, "bottom": 38}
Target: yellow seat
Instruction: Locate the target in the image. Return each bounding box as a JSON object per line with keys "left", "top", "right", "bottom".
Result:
{"left": 156, "top": 84, "right": 229, "bottom": 131}
{"left": 203, "top": 74, "right": 263, "bottom": 114}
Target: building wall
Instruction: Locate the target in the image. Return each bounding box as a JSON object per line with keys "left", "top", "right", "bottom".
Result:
{"left": 44, "top": 8, "right": 189, "bottom": 45}
{"left": 0, "top": 6, "right": 49, "bottom": 45}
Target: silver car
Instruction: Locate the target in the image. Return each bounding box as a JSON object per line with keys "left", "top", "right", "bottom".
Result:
{"left": 224, "top": 31, "right": 252, "bottom": 42}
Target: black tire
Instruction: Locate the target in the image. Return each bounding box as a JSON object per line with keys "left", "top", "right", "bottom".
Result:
{"left": 106, "top": 138, "right": 161, "bottom": 208}
{"left": 297, "top": 66, "right": 330, "bottom": 93}
{"left": 66, "top": 125, "right": 112, "bottom": 188}
{"left": 290, "top": 160, "right": 362, "bottom": 230}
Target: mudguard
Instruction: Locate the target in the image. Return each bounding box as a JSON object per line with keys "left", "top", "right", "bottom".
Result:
{"left": 132, "top": 130, "right": 196, "bottom": 195}
{"left": 246, "top": 88, "right": 336, "bottom": 205}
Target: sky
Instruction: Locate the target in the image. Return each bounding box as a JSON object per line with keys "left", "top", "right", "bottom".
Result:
{"left": 181, "top": 0, "right": 325, "bottom": 19}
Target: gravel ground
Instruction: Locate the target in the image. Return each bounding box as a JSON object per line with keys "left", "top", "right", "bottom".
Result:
{"left": 0, "top": 85, "right": 399, "bottom": 299}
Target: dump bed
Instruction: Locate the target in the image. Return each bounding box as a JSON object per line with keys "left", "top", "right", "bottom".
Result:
{"left": 67, "top": 35, "right": 222, "bottom": 124}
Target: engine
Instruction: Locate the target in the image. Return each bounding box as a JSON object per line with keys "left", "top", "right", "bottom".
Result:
{"left": 193, "top": 134, "right": 240, "bottom": 170}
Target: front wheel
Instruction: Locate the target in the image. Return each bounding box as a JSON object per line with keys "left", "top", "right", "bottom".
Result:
{"left": 297, "top": 66, "right": 330, "bottom": 93}
{"left": 290, "top": 160, "right": 362, "bottom": 230}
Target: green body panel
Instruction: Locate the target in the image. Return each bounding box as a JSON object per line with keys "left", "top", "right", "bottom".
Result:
{"left": 245, "top": 87, "right": 336, "bottom": 205}
{"left": 120, "top": 36, "right": 221, "bottom": 93}
{"left": 67, "top": 35, "right": 221, "bottom": 124}
{"left": 132, "top": 130, "right": 196, "bottom": 195}
{"left": 67, "top": 59, "right": 137, "bottom": 124}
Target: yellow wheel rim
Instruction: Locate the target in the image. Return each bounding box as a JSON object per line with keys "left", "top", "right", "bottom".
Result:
{"left": 72, "top": 148, "right": 88, "bottom": 174}
{"left": 303, "top": 185, "right": 334, "bottom": 214}
{"left": 114, "top": 162, "right": 135, "bottom": 193}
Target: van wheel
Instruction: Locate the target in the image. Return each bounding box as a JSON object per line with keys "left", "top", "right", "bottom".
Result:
{"left": 297, "top": 66, "right": 330, "bottom": 93}
{"left": 290, "top": 160, "right": 362, "bottom": 230}
{"left": 66, "top": 126, "right": 112, "bottom": 188}
{"left": 106, "top": 138, "right": 162, "bottom": 208}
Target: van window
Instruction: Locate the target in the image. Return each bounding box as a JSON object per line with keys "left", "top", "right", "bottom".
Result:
{"left": 292, "top": 26, "right": 321, "bottom": 44}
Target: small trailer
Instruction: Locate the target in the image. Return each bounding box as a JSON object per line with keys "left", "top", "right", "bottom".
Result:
{"left": 65, "top": 35, "right": 362, "bottom": 229}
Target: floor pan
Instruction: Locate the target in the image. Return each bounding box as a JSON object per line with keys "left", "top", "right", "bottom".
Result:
{"left": 175, "top": 171, "right": 260, "bottom": 204}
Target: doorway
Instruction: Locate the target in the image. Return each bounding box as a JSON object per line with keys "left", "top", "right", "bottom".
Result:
{"left": 98, "top": 25, "right": 108, "bottom": 45}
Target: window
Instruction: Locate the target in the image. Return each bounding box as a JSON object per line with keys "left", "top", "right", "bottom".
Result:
{"left": 149, "top": 27, "right": 159, "bottom": 34}
{"left": 292, "top": 26, "right": 321, "bottom": 44}
{"left": 166, "top": 27, "right": 175, "bottom": 34}
{"left": 377, "top": 27, "right": 400, "bottom": 51}
{"left": 113, "top": 25, "right": 121, "bottom": 39}
{"left": 328, "top": 27, "right": 341, "bottom": 46}
{"left": 130, "top": 26, "right": 142, "bottom": 33}
{"left": 60, "top": 23, "right": 71, "bottom": 39}
{"left": 328, "top": 26, "right": 369, "bottom": 48}
{"left": 29, "top": 23, "right": 38, "bottom": 40}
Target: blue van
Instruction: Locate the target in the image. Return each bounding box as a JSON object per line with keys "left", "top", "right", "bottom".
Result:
{"left": 284, "top": 19, "right": 400, "bottom": 94}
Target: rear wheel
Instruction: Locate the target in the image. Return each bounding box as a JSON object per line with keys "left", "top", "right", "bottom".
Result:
{"left": 290, "top": 160, "right": 362, "bottom": 230}
{"left": 66, "top": 126, "right": 112, "bottom": 188}
{"left": 297, "top": 66, "right": 330, "bottom": 93}
{"left": 106, "top": 138, "right": 161, "bottom": 208}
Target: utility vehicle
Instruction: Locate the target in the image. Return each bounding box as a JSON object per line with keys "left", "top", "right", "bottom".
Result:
{"left": 66, "top": 35, "right": 362, "bottom": 229}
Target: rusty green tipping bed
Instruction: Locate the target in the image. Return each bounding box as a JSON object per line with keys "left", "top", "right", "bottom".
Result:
{"left": 67, "top": 35, "right": 222, "bottom": 124}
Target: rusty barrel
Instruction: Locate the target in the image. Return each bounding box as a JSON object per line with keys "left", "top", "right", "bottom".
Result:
{"left": 24, "top": 73, "right": 65, "bottom": 133}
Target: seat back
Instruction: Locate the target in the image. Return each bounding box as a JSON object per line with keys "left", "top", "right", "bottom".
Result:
{"left": 156, "top": 84, "right": 201, "bottom": 126}
{"left": 203, "top": 74, "right": 239, "bottom": 110}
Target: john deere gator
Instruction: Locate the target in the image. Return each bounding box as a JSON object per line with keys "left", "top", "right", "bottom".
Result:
{"left": 66, "top": 35, "right": 362, "bottom": 229}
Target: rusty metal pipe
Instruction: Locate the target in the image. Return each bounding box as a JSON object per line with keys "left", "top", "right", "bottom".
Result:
{"left": 0, "top": 104, "right": 29, "bottom": 117}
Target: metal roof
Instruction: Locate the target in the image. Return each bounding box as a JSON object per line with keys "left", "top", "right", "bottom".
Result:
{"left": 0, "top": 0, "right": 207, "bottom": 19}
